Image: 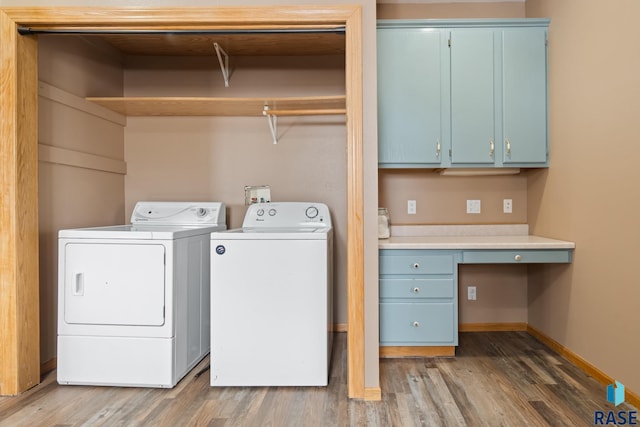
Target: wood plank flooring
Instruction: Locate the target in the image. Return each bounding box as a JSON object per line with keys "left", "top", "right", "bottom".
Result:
{"left": 0, "top": 332, "right": 634, "bottom": 426}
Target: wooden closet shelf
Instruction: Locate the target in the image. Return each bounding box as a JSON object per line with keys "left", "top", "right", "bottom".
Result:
{"left": 86, "top": 95, "right": 346, "bottom": 117}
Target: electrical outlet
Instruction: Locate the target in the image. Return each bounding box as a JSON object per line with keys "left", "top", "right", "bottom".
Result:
{"left": 407, "top": 199, "right": 417, "bottom": 215}
{"left": 466, "top": 199, "right": 481, "bottom": 214}
{"left": 503, "top": 199, "right": 513, "bottom": 214}
{"left": 467, "top": 286, "right": 477, "bottom": 301}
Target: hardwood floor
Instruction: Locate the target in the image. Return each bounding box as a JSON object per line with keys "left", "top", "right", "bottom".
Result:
{"left": 0, "top": 332, "right": 633, "bottom": 426}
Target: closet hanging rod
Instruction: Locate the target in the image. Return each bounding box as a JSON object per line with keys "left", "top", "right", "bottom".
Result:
{"left": 17, "top": 27, "right": 345, "bottom": 36}
{"left": 264, "top": 109, "right": 346, "bottom": 116}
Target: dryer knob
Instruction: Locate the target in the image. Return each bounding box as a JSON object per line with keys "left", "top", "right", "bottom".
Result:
{"left": 305, "top": 206, "right": 319, "bottom": 218}
{"left": 196, "top": 208, "right": 208, "bottom": 217}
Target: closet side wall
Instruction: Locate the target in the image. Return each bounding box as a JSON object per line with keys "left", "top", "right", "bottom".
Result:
{"left": 38, "top": 36, "right": 126, "bottom": 365}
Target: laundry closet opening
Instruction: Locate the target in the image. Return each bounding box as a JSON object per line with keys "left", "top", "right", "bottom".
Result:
{"left": 40, "top": 28, "right": 348, "bottom": 382}
{"left": 0, "top": 7, "right": 365, "bottom": 398}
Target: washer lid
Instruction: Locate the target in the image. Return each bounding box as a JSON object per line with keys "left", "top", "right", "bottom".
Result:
{"left": 131, "top": 201, "right": 226, "bottom": 227}
{"left": 211, "top": 227, "right": 331, "bottom": 240}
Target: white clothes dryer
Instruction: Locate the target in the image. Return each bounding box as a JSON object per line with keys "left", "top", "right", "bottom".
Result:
{"left": 210, "top": 202, "right": 333, "bottom": 387}
{"left": 57, "top": 201, "right": 226, "bottom": 388}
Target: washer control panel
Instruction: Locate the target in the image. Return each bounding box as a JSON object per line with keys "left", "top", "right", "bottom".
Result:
{"left": 243, "top": 202, "right": 331, "bottom": 229}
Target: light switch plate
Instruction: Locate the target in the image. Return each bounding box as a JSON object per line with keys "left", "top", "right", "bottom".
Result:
{"left": 407, "top": 199, "right": 417, "bottom": 215}
{"left": 466, "top": 199, "right": 481, "bottom": 214}
{"left": 503, "top": 199, "right": 513, "bottom": 214}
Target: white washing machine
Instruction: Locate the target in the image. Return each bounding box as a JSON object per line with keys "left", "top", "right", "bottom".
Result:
{"left": 210, "top": 202, "right": 333, "bottom": 387}
{"left": 57, "top": 201, "right": 226, "bottom": 388}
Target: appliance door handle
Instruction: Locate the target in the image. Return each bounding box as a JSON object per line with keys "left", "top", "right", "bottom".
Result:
{"left": 73, "top": 272, "right": 84, "bottom": 296}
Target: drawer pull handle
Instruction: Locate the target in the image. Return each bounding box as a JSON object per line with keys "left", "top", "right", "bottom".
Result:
{"left": 413, "top": 287, "right": 420, "bottom": 294}
{"left": 412, "top": 263, "right": 420, "bottom": 270}
{"left": 514, "top": 254, "right": 522, "bottom": 262}
{"left": 413, "top": 321, "right": 420, "bottom": 327}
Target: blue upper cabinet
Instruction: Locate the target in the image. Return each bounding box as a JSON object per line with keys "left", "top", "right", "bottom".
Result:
{"left": 450, "top": 28, "right": 496, "bottom": 165}
{"left": 377, "top": 27, "right": 448, "bottom": 168}
{"left": 501, "top": 27, "right": 548, "bottom": 165}
{"left": 378, "top": 19, "right": 550, "bottom": 169}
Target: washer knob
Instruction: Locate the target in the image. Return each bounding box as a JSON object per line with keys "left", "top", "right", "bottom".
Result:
{"left": 257, "top": 208, "right": 265, "bottom": 216}
{"left": 196, "top": 207, "right": 208, "bottom": 217}
{"left": 268, "top": 208, "right": 277, "bottom": 216}
{"left": 305, "top": 206, "right": 319, "bottom": 219}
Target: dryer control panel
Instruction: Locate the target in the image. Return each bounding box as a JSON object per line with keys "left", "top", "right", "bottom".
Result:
{"left": 131, "top": 201, "right": 226, "bottom": 226}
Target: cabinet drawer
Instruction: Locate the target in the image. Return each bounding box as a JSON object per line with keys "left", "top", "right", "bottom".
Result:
{"left": 462, "top": 250, "right": 572, "bottom": 264}
{"left": 380, "top": 278, "right": 454, "bottom": 300}
{"left": 380, "top": 254, "right": 454, "bottom": 275}
{"left": 379, "top": 302, "right": 455, "bottom": 345}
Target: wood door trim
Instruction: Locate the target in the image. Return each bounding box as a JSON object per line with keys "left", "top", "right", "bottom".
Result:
{"left": 0, "top": 9, "right": 40, "bottom": 396}
{"left": 0, "top": 5, "right": 365, "bottom": 398}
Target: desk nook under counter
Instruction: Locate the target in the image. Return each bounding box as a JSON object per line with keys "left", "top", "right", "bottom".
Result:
{"left": 378, "top": 225, "right": 575, "bottom": 357}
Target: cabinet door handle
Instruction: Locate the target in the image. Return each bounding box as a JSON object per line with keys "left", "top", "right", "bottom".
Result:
{"left": 489, "top": 139, "right": 495, "bottom": 157}
{"left": 506, "top": 138, "right": 511, "bottom": 158}
{"left": 413, "top": 287, "right": 420, "bottom": 294}
{"left": 436, "top": 139, "right": 441, "bottom": 158}
{"left": 412, "top": 263, "right": 420, "bottom": 270}
{"left": 412, "top": 321, "right": 420, "bottom": 328}
{"left": 514, "top": 254, "right": 522, "bottom": 262}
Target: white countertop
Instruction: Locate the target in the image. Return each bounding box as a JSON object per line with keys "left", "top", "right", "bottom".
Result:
{"left": 378, "top": 225, "right": 575, "bottom": 250}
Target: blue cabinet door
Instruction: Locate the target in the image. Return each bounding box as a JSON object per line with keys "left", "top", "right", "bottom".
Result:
{"left": 377, "top": 28, "right": 445, "bottom": 167}
{"left": 501, "top": 27, "right": 548, "bottom": 165}
{"left": 450, "top": 29, "right": 496, "bottom": 165}
{"left": 380, "top": 302, "right": 456, "bottom": 345}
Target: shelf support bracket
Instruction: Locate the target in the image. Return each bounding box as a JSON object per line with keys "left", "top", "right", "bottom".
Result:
{"left": 263, "top": 106, "right": 278, "bottom": 144}
{"left": 213, "top": 42, "right": 230, "bottom": 87}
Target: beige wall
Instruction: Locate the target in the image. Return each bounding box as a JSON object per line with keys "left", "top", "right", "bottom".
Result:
{"left": 379, "top": 170, "right": 528, "bottom": 225}
{"left": 122, "top": 55, "right": 349, "bottom": 327}
{"left": 37, "top": 36, "right": 126, "bottom": 363}
{"left": 377, "top": 1, "right": 525, "bottom": 19}
{"left": 526, "top": 0, "right": 640, "bottom": 394}
{"left": 377, "top": 2, "right": 529, "bottom": 329}
{"left": 459, "top": 264, "right": 527, "bottom": 324}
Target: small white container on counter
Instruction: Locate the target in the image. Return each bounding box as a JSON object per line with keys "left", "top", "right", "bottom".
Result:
{"left": 378, "top": 208, "right": 390, "bottom": 239}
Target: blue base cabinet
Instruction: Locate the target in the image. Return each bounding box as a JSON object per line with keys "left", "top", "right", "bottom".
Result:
{"left": 379, "top": 250, "right": 459, "bottom": 347}
{"left": 379, "top": 246, "right": 573, "bottom": 356}
{"left": 378, "top": 19, "right": 550, "bottom": 169}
